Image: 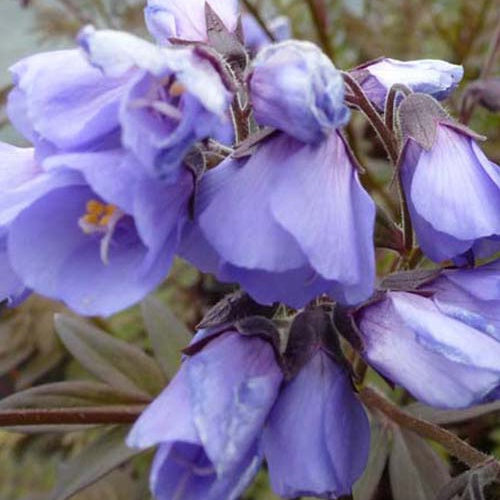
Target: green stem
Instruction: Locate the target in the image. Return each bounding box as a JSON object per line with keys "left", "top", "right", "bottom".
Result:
{"left": 360, "top": 387, "right": 495, "bottom": 468}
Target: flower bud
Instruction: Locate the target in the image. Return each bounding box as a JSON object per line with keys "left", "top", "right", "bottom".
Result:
{"left": 249, "top": 41, "right": 350, "bottom": 144}
{"left": 128, "top": 329, "right": 283, "bottom": 500}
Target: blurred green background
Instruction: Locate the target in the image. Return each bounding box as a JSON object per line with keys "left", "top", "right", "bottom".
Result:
{"left": 0, "top": 1, "right": 498, "bottom": 499}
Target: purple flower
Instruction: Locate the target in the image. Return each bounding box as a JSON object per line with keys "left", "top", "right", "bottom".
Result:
{"left": 7, "top": 49, "right": 129, "bottom": 159}
{"left": 145, "top": 0, "right": 239, "bottom": 43}
{"left": 351, "top": 57, "right": 463, "bottom": 110}
{"left": 0, "top": 142, "right": 74, "bottom": 305}
{"left": 127, "top": 329, "right": 283, "bottom": 500}
{"left": 242, "top": 14, "right": 291, "bottom": 54}
{"left": 184, "top": 131, "right": 375, "bottom": 308}
{"left": 355, "top": 262, "right": 500, "bottom": 408}
{"left": 400, "top": 122, "right": 500, "bottom": 263}
{"left": 249, "top": 41, "right": 350, "bottom": 144}
{"left": 79, "top": 27, "right": 233, "bottom": 178}
{"left": 263, "top": 310, "right": 370, "bottom": 498}
{"left": 6, "top": 151, "right": 192, "bottom": 316}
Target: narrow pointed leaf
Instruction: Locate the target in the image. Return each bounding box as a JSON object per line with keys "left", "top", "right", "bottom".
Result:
{"left": 0, "top": 381, "right": 149, "bottom": 410}
{"left": 389, "top": 428, "right": 451, "bottom": 500}
{"left": 49, "top": 425, "right": 142, "bottom": 500}
{"left": 405, "top": 401, "right": 500, "bottom": 425}
{"left": 354, "top": 416, "right": 392, "bottom": 500}
{"left": 141, "top": 297, "right": 191, "bottom": 379}
{"left": 55, "top": 314, "right": 165, "bottom": 398}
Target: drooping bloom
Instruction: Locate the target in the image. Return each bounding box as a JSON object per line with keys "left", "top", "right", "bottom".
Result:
{"left": 7, "top": 151, "right": 193, "bottom": 316}
{"left": 398, "top": 96, "right": 500, "bottom": 262}
{"left": 242, "top": 14, "right": 291, "bottom": 54}
{"left": 127, "top": 328, "right": 283, "bottom": 500}
{"left": 351, "top": 57, "right": 463, "bottom": 110}
{"left": 263, "top": 310, "right": 370, "bottom": 498}
{"left": 2, "top": 27, "right": 234, "bottom": 315}
{"left": 183, "top": 41, "right": 375, "bottom": 308}
{"left": 145, "top": 0, "right": 239, "bottom": 43}
{"left": 79, "top": 27, "right": 233, "bottom": 178}
{"left": 354, "top": 262, "right": 500, "bottom": 409}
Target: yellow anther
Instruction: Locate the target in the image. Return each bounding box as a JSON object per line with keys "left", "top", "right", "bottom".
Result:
{"left": 169, "top": 81, "right": 186, "bottom": 97}
{"left": 100, "top": 205, "right": 117, "bottom": 227}
{"left": 81, "top": 200, "right": 118, "bottom": 228}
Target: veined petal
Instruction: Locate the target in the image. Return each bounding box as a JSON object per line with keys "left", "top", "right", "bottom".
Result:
{"left": 127, "top": 364, "right": 199, "bottom": 449}
{"left": 442, "top": 260, "right": 500, "bottom": 302}
{"left": 8, "top": 184, "right": 170, "bottom": 316}
{"left": 198, "top": 148, "right": 307, "bottom": 272}
{"left": 357, "top": 292, "right": 500, "bottom": 408}
{"left": 263, "top": 352, "right": 369, "bottom": 498}
{"left": 151, "top": 441, "right": 262, "bottom": 500}
{"left": 186, "top": 332, "right": 282, "bottom": 475}
{"left": 270, "top": 132, "right": 375, "bottom": 289}
{"left": 409, "top": 125, "right": 500, "bottom": 240}
{"left": 9, "top": 49, "right": 128, "bottom": 151}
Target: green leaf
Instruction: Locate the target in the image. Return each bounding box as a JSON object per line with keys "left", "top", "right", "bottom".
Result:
{"left": 49, "top": 425, "right": 142, "bottom": 500}
{"left": 389, "top": 428, "right": 451, "bottom": 500}
{"left": 354, "top": 415, "right": 392, "bottom": 500}
{"left": 141, "top": 297, "right": 191, "bottom": 379}
{"left": 55, "top": 314, "right": 165, "bottom": 399}
{"left": 405, "top": 401, "right": 500, "bottom": 425}
{"left": 0, "top": 381, "right": 148, "bottom": 410}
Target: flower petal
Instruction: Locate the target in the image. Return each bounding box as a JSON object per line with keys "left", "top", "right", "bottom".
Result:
{"left": 9, "top": 49, "right": 128, "bottom": 151}
{"left": 186, "top": 332, "right": 282, "bottom": 475}
{"left": 409, "top": 126, "right": 500, "bottom": 240}
{"left": 270, "top": 132, "right": 375, "bottom": 296}
{"left": 198, "top": 148, "right": 307, "bottom": 272}
{"left": 263, "top": 352, "right": 370, "bottom": 498}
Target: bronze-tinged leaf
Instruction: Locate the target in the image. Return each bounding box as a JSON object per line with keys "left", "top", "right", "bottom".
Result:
{"left": 405, "top": 401, "right": 500, "bottom": 425}
{"left": 0, "top": 381, "right": 149, "bottom": 410}
{"left": 49, "top": 426, "right": 143, "bottom": 500}
{"left": 55, "top": 315, "right": 165, "bottom": 399}
{"left": 389, "top": 428, "right": 451, "bottom": 500}
{"left": 354, "top": 416, "right": 392, "bottom": 500}
{"left": 141, "top": 297, "right": 191, "bottom": 380}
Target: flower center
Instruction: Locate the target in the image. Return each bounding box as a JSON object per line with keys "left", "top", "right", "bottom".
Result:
{"left": 169, "top": 81, "right": 186, "bottom": 97}
{"left": 78, "top": 199, "right": 124, "bottom": 265}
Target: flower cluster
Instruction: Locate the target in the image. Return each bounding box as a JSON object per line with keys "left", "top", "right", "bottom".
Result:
{"left": 1, "top": 0, "right": 499, "bottom": 499}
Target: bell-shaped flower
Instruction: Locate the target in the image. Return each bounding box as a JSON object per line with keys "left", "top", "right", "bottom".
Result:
{"left": 127, "top": 328, "right": 283, "bottom": 500}
{"left": 79, "top": 27, "right": 233, "bottom": 178}
{"left": 249, "top": 41, "right": 350, "bottom": 144}
{"left": 351, "top": 57, "right": 463, "bottom": 110}
{"left": 182, "top": 41, "right": 374, "bottom": 308}
{"left": 6, "top": 150, "right": 193, "bottom": 316}
{"left": 263, "top": 310, "right": 370, "bottom": 498}
{"left": 185, "top": 130, "right": 375, "bottom": 308}
{"left": 242, "top": 14, "right": 291, "bottom": 55}
{"left": 145, "top": 0, "right": 239, "bottom": 43}
{"left": 398, "top": 95, "right": 500, "bottom": 263}
{"left": 354, "top": 262, "right": 500, "bottom": 408}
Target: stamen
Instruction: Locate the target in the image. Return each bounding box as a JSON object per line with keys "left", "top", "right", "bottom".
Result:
{"left": 78, "top": 199, "right": 124, "bottom": 265}
{"left": 169, "top": 81, "right": 186, "bottom": 97}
